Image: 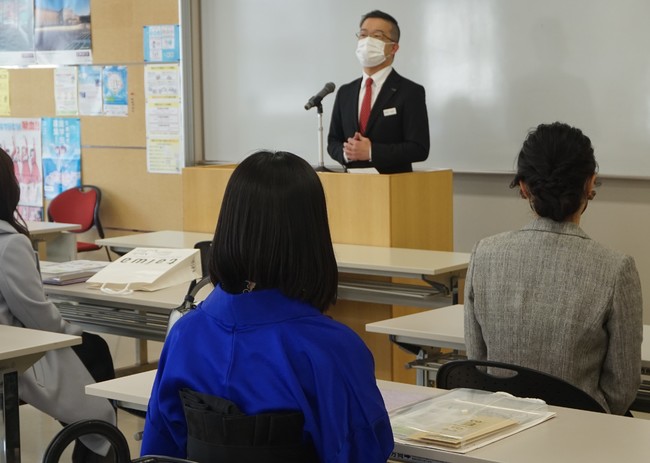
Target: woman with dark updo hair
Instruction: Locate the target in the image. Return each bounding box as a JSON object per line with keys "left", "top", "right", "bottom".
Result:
{"left": 464, "top": 122, "right": 642, "bottom": 415}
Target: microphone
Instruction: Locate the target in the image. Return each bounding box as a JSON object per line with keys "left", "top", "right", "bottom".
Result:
{"left": 304, "top": 82, "right": 336, "bottom": 110}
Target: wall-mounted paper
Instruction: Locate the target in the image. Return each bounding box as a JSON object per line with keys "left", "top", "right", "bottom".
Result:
{"left": 143, "top": 24, "right": 180, "bottom": 62}
{"left": 78, "top": 65, "right": 103, "bottom": 116}
{"left": 102, "top": 65, "right": 128, "bottom": 116}
{"left": 41, "top": 117, "right": 81, "bottom": 199}
{"left": 54, "top": 66, "right": 79, "bottom": 116}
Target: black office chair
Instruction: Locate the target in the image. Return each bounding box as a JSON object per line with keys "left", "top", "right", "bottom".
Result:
{"left": 436, "top": 359, "right": 607, "bottom": 413}
{"left": 180, "top": 389, "right": 318, "bottom": 463}
{"left": 193, "top": 240, "right": 212, "bottom": 278}
{"left": 41, "top": 419, "right": 195, "bottom": 462}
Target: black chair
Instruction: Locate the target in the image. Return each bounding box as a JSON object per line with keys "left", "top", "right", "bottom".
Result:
{"left": 180, "top": 389, "right": 318, "bottom": 463}
{"left": 436, "top": 359, "right": 607, "bottom": 413}
{"left": 42, "top": 419, "right": 195, "bottom": 463}
{"left": 193, "top": 240, "right": 212, "bottom": 278}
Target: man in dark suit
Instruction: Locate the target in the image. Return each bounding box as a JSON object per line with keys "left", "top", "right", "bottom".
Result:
{"left": 327, "top": 10, "right": 430, "bottom": 174}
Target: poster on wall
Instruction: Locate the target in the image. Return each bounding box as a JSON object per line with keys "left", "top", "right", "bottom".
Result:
{"left": 78, "top": 64, "right": 102, "bottom": 115}
{"left": 0, "top": 117, "right": 43, "bottom": 207}
{"left": 41, "top": 117, "right": 81, "bottom": 199}
{"left": 102, "top": 65, "right": 128, "bottom": 116}
{"left": 0, "top": 0, "right": 36, "bottom": 66}
{"left": 145, "top": 63, "right": 183, "bottom": 174}
{"left": 143, "top": 24, "right": 180, "bottom": 62}
{"left": 34, "top": 0, "right": 92, "bottom": 65}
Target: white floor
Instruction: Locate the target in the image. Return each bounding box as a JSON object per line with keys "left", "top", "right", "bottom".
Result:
{"left": 20, "top": 404, "right": 144, "bottom": 462}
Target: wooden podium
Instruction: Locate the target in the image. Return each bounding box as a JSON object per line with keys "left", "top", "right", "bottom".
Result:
{"left": 182, "top": 166, "right": 453, "bottom": 382}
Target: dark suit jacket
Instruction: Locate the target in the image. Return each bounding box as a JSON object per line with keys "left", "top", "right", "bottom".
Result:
{"left": 327, "top": 69, "right": 430, "bottom": 174}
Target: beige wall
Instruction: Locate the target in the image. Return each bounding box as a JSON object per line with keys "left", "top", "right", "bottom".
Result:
{"left": 453, "top": 173, "right": 650, "bottom": 323}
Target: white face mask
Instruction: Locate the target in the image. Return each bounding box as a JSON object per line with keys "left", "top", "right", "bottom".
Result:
{"left": 356, "top": 37, "right": 389, "bottom": 68}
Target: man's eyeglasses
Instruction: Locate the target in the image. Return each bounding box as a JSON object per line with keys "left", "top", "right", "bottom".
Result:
{"left": 356, "top": 30, "right": 393, "bottom": 43}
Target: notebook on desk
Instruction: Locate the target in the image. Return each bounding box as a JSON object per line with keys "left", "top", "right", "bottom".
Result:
{"left": 40, "top": 260, "right": 110, "bottom": 285}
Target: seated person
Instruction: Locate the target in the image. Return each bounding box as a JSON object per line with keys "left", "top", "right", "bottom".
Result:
{"left": 464, "top": 122, "right": 642, "bottom": 415}
{"left": 0, "top": 148, "right": 116, "bottom": 462}
{"left": 141, "top": 151, "right": 394, "bottom": 461}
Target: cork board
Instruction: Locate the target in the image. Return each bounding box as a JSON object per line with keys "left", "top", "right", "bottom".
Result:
{"left": 4, "top": 0, "right": 181, "bottom": 231}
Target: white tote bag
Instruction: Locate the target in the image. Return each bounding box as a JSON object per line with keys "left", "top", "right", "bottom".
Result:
{"left": 86, "top": 247, "right": 202, "bottom": 294}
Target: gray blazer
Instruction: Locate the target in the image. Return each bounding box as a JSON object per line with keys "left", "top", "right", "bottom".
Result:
{"left": 0, "top": 220, "right": 115, "bottom": 454}
{"left": 464, "top": 217, "right": 643, "bottom": 414}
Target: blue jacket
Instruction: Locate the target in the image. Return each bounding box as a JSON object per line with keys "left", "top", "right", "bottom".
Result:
{"left": 141, "top": 286, "right": 393, "bottom": 462}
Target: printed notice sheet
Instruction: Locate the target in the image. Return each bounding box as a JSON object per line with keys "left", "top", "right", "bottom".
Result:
{"left": 145, "top": 63, "right": 183, "bottom": 174}
{"left": 54, "top": 67, "right": 79, "bottom": 116}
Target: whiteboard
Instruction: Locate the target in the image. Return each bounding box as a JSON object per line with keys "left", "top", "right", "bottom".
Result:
{"left": 200, "top": 0, "right": 650, "bottom": 178}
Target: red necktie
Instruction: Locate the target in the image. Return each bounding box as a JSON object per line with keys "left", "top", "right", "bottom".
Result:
{"left": 359, "top": 77, "right": 373, "bottom": 135}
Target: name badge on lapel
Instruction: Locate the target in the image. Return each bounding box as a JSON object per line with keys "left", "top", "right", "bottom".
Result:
{"left": 383, "top": 107, "right": 397, "bottom": 117}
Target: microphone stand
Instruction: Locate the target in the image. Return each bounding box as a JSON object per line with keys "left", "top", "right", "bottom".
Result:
{"left": 314, "top": 102, "right": 333, "bottom": 172}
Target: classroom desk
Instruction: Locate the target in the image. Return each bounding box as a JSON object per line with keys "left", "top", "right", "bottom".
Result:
{"left": 95, "top": 232, "right": 471, "bottom": 309}
{"left": 366, "top": 305, "right": 650, "bottom": 412}
{"left": 85, "top": 372, "right": 650, "bottom": 463}
{"left": 0, "top": 325, "right": 81, "bottom": 463}
{"left": 45, "top": 242, "right": 469, "bottom": 343}
{"left": 95, "top": 230, "right": 213, "bottom": 253}
{"left": 27, "top": 220, "right": 80, "bottom": 262}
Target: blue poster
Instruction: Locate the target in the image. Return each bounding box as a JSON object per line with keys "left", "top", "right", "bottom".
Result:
{"left": 143, "top": 25, "right": 180, "bottom": 62}
{"left": 41, "top": 117, "right": 81, "bottom": 199}
{"left": 102, "top": 65, "right": 128, "bottom": 116}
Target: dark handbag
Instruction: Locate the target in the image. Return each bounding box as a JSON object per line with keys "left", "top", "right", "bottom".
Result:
{"left": 180, "top": 389, "right": 318, "bottom": 463}
{"left": 166, "top": 276, "right": 212, "bottom": 336}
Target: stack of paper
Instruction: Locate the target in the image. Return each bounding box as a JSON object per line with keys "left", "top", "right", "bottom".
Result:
{"left": 40, "top": 260, "right": 111, "bottom": 285}
{"left": 390, "top": 388, "right": 555, "bottom": 454}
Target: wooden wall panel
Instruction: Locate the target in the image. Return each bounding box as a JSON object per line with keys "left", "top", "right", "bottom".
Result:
{"left": 80, "top": 66, "right": 146, "bottom": 148}
{"left": 82, "top": 148, "right": 183, "bottom": 231}
{"left": 90, "top": 0, "right": 180, "bottom": 64}
{"left": 3, "top": 0, "right": 182, "bottom": 233}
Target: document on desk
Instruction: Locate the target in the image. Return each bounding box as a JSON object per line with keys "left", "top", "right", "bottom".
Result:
{"left": 390, "top": 389, "right": 555, "bottom": 454}
{"left": 40, "top": 260, "right": 110, "bottom": 285}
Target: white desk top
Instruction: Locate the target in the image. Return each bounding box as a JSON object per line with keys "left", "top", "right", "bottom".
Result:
{"left": 86, "top": 372, "right": 650, "bottom": 462}
{"left": 0, "top": 325, "right": 81, "bottom": 363}
{"left": 367, "top": 304, "right": 465, "bottom": 350}
{"left": 27, "top": 220, "right": 81, "bottom": 235}
{"left": 334, "top": 243, "right": 470, "bottom": 278}
{"left": 45, "top": 281, "right": 196, "bottom": 312}
{"left": 95, "top": 231, "right": 470, "bottom": 279}
{"left": 367, "top": 305, "right": 650, "bottom": 363}
{"left": 96, "top": 231, "right": 212, "bottom": 250}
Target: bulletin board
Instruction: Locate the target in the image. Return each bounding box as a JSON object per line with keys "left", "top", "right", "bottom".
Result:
{"left": 4, "top": 0, "right": 183, "bottom": 231}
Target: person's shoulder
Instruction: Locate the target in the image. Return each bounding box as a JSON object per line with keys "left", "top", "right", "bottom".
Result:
{"left": 339, "top": 77, "right": 362, "bottom": 91}
{"left": 473, "top": 230, "right": 517, "bottom": 251}
{"left": 389, "top": 69, "right": 425, "bottom": 90}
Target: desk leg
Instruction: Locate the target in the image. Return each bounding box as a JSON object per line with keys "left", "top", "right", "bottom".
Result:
{"left": 0, "top": 370, "right": 21, "bottom": 463}
{"left": 136, "top": 339, "right": 148, "bottom": 367}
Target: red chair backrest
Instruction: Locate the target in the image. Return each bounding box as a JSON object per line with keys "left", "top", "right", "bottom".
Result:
{"left": 48, "top": 186, "right": 100, "bottom": 233}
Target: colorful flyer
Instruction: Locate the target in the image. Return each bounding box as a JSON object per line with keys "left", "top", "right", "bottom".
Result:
{"left": 143, "top": 24, "right": 180, "bottom": 62}
{"left": 0, "top": 118, "right": 43, "bottom": 207}
{"left": 0, "top": 70, "right": 10, "bottom": 115}
{"left": 41, "top": 117, "right": 81, "bottom": 199}
{"left": 102, "top": 65, "right": 128, "bottom": 116}
{"left": 34, "top": 0, "right": 92, "bottom": 65}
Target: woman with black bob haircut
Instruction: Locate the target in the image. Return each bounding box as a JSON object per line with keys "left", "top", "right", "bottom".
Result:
{"left": 210, "top": 149, "right": 337, "bottom": 309}
{"left": 0, "top": 148, "right": 116, "bottom": 461}
{"left": 464, "top": 122, "right": 642, "bottom": 415}
{"left": 142, "top": 151, "right": 394, "bottom": 461}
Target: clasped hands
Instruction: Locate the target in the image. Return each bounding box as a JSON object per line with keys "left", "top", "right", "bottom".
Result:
{"left": 343, "top": 132, "right": 371, "bottom": 162}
